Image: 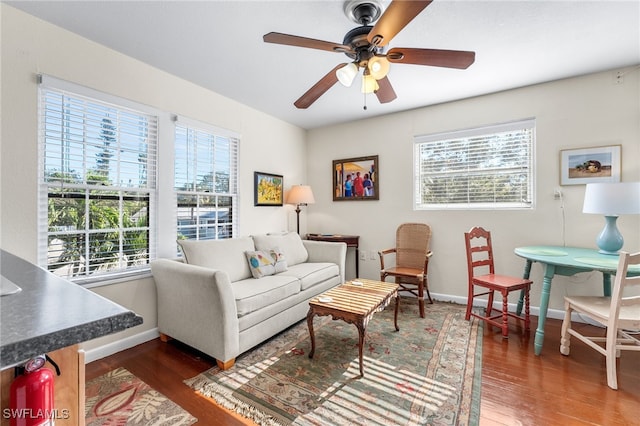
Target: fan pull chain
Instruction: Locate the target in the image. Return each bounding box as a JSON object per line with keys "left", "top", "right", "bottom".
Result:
{"left": 363, "top": 92, "right": 367, "bottom": 111}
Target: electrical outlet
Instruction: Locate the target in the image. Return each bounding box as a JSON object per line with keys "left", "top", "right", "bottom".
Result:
{"left": 359, "top": 251, "right": 366, "bottom": 261}
{"left": 370, "top": 250, "right": 377, "bottom": 260}
{"left": 554, "top": 188, "right": 562, "bottom": 200}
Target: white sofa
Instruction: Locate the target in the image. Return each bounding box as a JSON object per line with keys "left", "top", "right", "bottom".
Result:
{"left": 151, "top": 232, "right": 346, "bottom": 370}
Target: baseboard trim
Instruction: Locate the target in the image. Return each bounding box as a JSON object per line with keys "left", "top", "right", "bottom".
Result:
{"left": 430, "top": 292, "right": 570, "bottom": 322}
{"left": 83, "top": 328, "right": 159, "bottom": 364}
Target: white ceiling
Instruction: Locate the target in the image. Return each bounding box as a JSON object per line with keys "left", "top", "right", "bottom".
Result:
{"left": 8, "top": 0, "right": 640, "bottom": 130}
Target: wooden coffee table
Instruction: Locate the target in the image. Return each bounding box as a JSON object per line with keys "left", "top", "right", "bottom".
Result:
{"left": 306, "top": 278, "right": 399, "bottom": 376}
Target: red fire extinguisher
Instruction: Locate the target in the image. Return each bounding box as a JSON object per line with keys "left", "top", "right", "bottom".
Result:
{"left": 9, "top": 354, "right": 60, "bottom": 426}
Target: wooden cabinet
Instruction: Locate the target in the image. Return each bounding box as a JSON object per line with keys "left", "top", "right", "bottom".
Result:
{"left": 1, "top": 345, "right": 85, "bottom": 426}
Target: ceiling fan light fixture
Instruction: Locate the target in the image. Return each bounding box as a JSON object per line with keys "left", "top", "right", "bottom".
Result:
{"left": 361, "top": 73, "right": 379, "bottom": 94}
{"left": 368, "top": 56, "right": 390, "bottom": 80}
{"left": 336, "top": 63, "right": 359, "bottom": 87}
{"left": 264, "top": 0, "right": 474, "bottom": 109}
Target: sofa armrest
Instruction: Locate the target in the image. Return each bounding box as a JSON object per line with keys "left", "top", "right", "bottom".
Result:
{"left": 303, "top": 240, "right": 347, "bottom": 283}
{"left": 151, "top": 259, "right": 239, "bottom": 362}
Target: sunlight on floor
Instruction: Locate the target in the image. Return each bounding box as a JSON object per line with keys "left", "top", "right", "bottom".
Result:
{"left": 306, "top": 355, "right": 457, "bottom": 425}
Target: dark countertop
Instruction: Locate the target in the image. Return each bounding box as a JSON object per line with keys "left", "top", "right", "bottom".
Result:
{"left": 0, "top": 249, "right": 143, "bottom": 368}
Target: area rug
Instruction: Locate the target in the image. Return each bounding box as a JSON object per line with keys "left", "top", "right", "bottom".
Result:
{"left": 85, "top": 367, "right": 197, "bottom": 425}
{"left": 185, "top": 301, "right": 482, "bottom": 425}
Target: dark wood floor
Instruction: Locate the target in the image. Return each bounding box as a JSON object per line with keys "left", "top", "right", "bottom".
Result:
{"left": 86, "top": 314, "right": 640, "bottom": 426}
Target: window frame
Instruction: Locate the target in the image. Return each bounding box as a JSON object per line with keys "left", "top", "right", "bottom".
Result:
{"left": 38, "top": 75, "right": 160, "bottom": 284}
{"left": 173, "top": 116, "right": 240, "bottom": 246}
{"left": 38, "top": 78, "right": 243, "bottom": 285}
{"left": 413, "top": 118, "right": 536, "bottom": 210}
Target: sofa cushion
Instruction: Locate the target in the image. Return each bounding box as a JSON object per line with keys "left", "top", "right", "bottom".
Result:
{"left": 232, "top": 275, "right": 300, "bottom": 317}
{"left": 282, "top": 262, "right": 340, "bottom": 291}
{"left": 252, "top": 232, "right": 308, "bottom": 266}
{"left": 178, "top": 237, "right": 255, "bottom": 282}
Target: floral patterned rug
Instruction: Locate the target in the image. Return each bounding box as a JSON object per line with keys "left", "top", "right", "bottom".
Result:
{"left": 85, "top": 367, "right": 197, "bottom": 425}
{"left": 186, "top": 301, "right": 482, "bottom": 425}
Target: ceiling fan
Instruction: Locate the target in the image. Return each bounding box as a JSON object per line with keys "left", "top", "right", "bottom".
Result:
{"left": 263, "top": 0, "right": 475, "bottom": 109}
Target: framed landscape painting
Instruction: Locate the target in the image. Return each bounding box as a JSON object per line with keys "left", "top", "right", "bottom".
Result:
{"left": 333, "top": 155, "right": 379, "bottom": 201}
{"left": 560, "top": 145, "right": 621, "bottom": 185}
{"left": 254, "top": 172, "right": 283, "bottom": 206}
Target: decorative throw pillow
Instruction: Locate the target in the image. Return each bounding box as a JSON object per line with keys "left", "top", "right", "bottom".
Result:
{"left": 270, "top": 248, "right": 288, "bottom": 273}
{"left": 245, "top": 250, "right": 276, "bottom": 279}
{"left": 252, "top": 232, "right": 308, "bottom": 266}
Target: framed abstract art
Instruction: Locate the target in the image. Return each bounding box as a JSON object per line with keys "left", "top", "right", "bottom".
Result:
{"left": 254, "top": 172, "right": 283, "bottom": 206}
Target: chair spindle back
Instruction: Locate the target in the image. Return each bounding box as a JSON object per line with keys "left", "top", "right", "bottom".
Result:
{"left": 464, "top": 226, "right": 496, "bottom": 279}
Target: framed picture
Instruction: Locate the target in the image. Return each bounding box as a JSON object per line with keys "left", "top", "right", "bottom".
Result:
{"left": 254, "top": 172, "right": 283, "bottom": 206}
{"left": 560, "top": 145, "right": 621, "bottom": 185}
{"left": 333, "top": 155, "right": 379, "bottom": 201}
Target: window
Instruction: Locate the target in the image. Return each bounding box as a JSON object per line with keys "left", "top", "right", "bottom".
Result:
{"left": 38, "top": 76, "right": 157, "bottom": 282}
{"left": 414, "top": 118, "right": 535, "bottom": 210}
{"left": 174, "top": 120, "right": 239, "bottom": 243}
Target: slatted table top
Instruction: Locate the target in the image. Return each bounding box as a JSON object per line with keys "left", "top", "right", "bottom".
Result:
{"left": 309, "top": 279, "right": 399, "bottom": 315}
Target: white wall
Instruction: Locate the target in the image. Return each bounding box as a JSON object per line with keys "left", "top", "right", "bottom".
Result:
{"left": 306, "top": 69, "right": 640, "bottom": 313}
{"left": 0, "top": 5, "right": 307, "bottom": 355}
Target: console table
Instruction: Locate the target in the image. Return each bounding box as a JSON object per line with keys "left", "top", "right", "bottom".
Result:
{"left": 307, "top": 234, "right": 360, "bottom": 277}
{"left": 514, "top": 245, "right": 640, "bottom": 356}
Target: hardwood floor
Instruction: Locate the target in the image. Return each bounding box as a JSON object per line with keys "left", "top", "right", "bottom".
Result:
{"left": 478, "top": 318, "right": 638, "bottom": 426}
{"left": 86, "top": 314, "right": 639, "bottom": 425}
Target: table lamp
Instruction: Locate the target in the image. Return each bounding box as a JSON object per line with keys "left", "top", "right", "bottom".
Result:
{"left": 582, "top": 182, "right": 640, "bottom": 254}
{"left": 287, "top": 185, "right": 315, "bottom": 235}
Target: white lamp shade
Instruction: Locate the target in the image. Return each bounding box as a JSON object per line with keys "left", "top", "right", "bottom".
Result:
{"left": 336, "top": 63, "right": 358, "bottom": 87}
{"left": 583, "top": 182, "right": 640, "bottom": 215}
{"left": 361, "top": 74, "right": 379, "bottom": 94}
{"left": 368, "top": 56, "right": 390, "bottom": 80}
{"left": 287, "top": 185, "right": 315, "bottom": 205}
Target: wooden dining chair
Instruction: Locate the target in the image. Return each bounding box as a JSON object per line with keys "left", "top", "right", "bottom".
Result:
{"left": 464, "top": 226, "right": 532, "bottom": 338}
{"left": 560, "top": 251, "right": 640, "bottom": 390}
{"left": 379, "top": 223, "right": 433, "bottom": 318}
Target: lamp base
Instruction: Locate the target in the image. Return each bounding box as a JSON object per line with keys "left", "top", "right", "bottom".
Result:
{"left": 598, "top": 249, "right": 621, "bottom": 256}
{"left": 595, "top": 215, "right": 623, "bottom": 255}
{"left": 295, "top": 206, "right": 301, "bottom": 235}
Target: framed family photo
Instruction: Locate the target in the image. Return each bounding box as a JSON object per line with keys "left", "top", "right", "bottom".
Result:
{"left": 333, "top": 155, "right": 379, "bottom": 201}
{"left": 560, "top": 145, "right": 621, "bottom": 185}
{"left": 254, "top": 172, "right": 283, "bottom": 206}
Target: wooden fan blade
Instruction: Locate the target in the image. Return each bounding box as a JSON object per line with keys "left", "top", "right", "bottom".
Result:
{"left": 375, "top": 76, "right": 397, "bottom": 104}
{"left": 263, "top": 32, "right": 353, "bottom": 54}
{"left": 294, "top": 64, "right": 346, "bottom": 109}
{"left": 367, "top": 0, "right": 433, "bottom": 47}
{"left": 387, "top": 47, "right": 475, "bottom": 69}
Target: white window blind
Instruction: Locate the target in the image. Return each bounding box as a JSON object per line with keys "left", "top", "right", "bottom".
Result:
{"left": 174, "top": 119, "right": 239, "bottom": 244}
{"left": 38, "top": 77, "right": 158, "bottom": 283}
{"left": 414, "top": 118, "right": 535, "bottom": 210}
